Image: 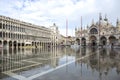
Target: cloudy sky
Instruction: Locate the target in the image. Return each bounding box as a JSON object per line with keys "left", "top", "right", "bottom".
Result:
{"left": 0, "top": 0, "right": 120, "bottom": 36}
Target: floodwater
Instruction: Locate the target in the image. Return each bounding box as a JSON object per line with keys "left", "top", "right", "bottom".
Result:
{"left": 0, "top": 47, "right": 120, "bottom": 80}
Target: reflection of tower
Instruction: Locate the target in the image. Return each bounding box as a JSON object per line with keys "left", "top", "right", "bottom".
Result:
{"left": 98, "top": 47, "right": 102, "bottom": 80}
{"left": 81, "top": 16, "right": 83, "bottom": 37}
{"left": 80, "top": 47, "right": 83, "bottom": 80}
{"left": 65, "top": 47, "right": 68, "bottom": 72}
{"left": 50, "top": 47, "right": 59, "bottom": 67}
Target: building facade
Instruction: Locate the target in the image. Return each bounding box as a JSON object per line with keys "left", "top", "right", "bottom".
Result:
{"left": 75, "top": 14, "right": 120, "bottom": 47}
{"left": 0, "top": 15, "right": 60, "bottom": 49}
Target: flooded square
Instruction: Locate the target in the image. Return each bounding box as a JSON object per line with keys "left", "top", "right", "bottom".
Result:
{"left": 0, "top": 47, "right": 120, "bottom": 80}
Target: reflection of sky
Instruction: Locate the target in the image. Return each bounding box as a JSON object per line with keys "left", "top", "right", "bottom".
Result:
{"left": 17, "top": 64, "right": 52, "bottom": 77}
{"left": 59, "top": 56, "right": 75, "bottom": 65}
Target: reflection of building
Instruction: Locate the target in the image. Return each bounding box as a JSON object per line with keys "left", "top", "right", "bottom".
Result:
{"left": 75, "top": 14, "right": 120, "bottom": 47}
{"left": 75, "top": 48, "right": 120, "bottom": 77}
{"left": 0, "top": 15, "right": 61, "bottom": 49}
{"left": 89, "top": 48, "right": 120, "bottom": 75}
{"left": 0, "top": 47, "right": 60, "bottom": 73}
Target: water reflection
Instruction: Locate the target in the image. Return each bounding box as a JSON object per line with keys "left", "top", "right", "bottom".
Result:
{"left": 0, "top": 47, "right": 120, "bottom": 80}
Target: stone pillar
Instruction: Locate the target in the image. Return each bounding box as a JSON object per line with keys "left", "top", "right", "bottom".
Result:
{"left": 20, "top": 42, "right": 22, "bottom": 50}
{"left": 11, "top": 41, "right": 14, "bottom": 53}
{"left": 40, "top": 42, "right": 41, "bottom": 49}
{"left": 43, "top": 42, "right": 45, "bottom": 50}
{"left": 7, "top": 41, "right": 9, "bottom": 50}
{"left": 16, "top": 41, "right": 18, "bottom": 54}
{"left": 42, "top": 42, "right": 43, "bottom": 50}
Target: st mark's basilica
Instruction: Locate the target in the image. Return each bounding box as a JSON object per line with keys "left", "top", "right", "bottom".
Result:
{"left": 75, "top": 14, "right": 120, "bottom": 47}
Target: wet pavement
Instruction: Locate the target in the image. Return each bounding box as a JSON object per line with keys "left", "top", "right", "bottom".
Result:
{"left": 0, "top": 47, "right": 120, "bottom": 80}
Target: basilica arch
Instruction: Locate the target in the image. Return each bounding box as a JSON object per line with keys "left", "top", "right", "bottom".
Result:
{"left": 109, "top": 36, "right": 117, "bottom": 45}
{"left": 100, "top": 36, "right": 107, "bottom": 46}
{"left": 76, "top": 38, "right": 80, "bottom": 45}
{"left": 90, "top": 28, "right": 98, "bottom": 34}
{"left": 89, "top": 35, "right": 97, "bottom": 46}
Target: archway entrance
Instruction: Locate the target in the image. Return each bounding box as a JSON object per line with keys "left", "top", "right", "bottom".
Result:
{"left": 81, "top": 37, "right": 86, "bottom": 46}
{"left": 3, "top": 41, "right": 7, "bottom": 49}
{"left": 92, "top": 40, "right": 96, "bottom": 46}
{"left": 13, "top": 41, "right": 17, "bottom": 48}
{"left": 89, "top": 36, "right": 97, "bottom": 46}
{"left": 109, "top": 36, "right": 116, "bottom": 46}
{"left": 76, "top": 38, "right": 80, "bottom": 45}
{"left": 18, "top": 43, "right": 21, "bottom": 48}
{"left": 100, "top": 36, "right": 107, "bottom": 46}
{"left": 0, "top": 41, "right": 2, "bottom": 48}
{"left": 9, "top": 41, "right": 12, "bottom": 48}
{"left": 22, "top": 43, "right": 24, "bottom": 47}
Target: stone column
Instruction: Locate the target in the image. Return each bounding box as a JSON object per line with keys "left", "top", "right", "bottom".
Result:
{"left": 16, "top": 41, "right": 18, "bottom": 54}
{"left": 40, "top": 42, "right": 41, "bottom": 49}
{"left": 12, "top": 41, "right": 14, "bottom": 53}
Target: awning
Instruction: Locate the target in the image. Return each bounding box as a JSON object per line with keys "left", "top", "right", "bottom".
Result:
{"left": 25, "top": 42, "right": 32, "bottom": 44}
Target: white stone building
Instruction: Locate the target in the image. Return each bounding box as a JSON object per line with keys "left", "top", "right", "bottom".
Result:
{"left": 0, "top": 15, "right": 61, "bottom": 49}
{"left": 75, "top": 14, "right": 120, "bottom": 47}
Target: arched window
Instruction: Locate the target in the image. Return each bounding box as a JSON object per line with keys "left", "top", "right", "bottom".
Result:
{"left": 90, "top": 28, "right": 98, "bottom": 34}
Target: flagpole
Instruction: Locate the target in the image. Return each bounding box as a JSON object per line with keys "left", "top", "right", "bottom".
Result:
{"left": 80, "top": 16, "right": 82, "bottom": 37}
{"left": 66, "top": 19, "right": 68, "bottom": 38}
{"left": 81, "top": 16, "right": 82, "bottom": 45}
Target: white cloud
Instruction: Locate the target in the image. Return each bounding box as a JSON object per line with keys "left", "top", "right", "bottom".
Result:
{"left": 0, "top": 0, "right": 120, "bottom": 36}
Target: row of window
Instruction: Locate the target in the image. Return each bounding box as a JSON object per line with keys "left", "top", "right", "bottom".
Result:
{"left": 0, "top": 23, "right": 25, "bottom": 32}
{"left": 0, "top": 32, "right": 24, "bottom": 39}
{"left": 26, "top": 28, "right": 51, "bottom": 37}
{"left": 0, "top": 23, "right": 51, "bottom": 37}
{"left": 0, "top": 32, "right": 50, "bottom": 41}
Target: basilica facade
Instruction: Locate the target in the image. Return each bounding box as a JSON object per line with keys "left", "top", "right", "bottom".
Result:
{"left": 75, "top": 14, "right": 120, "bottom": 47}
